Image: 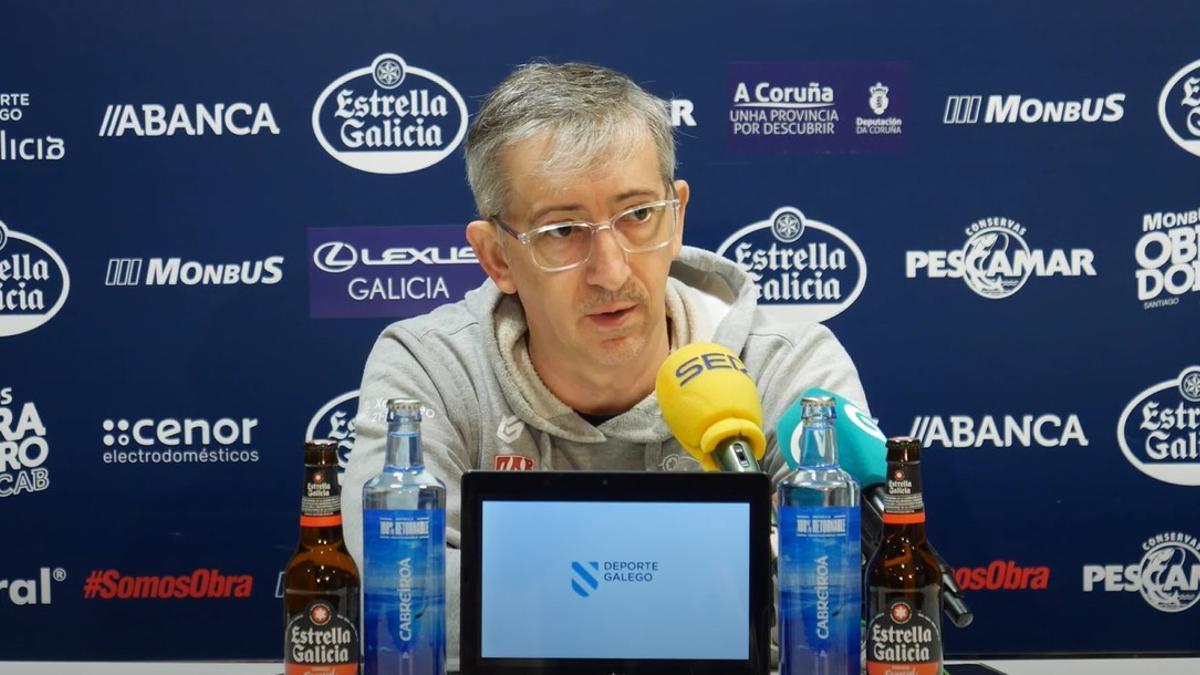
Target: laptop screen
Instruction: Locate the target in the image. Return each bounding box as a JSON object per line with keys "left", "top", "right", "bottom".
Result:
{"left": 480, "top": 500, "right": 750, "bottom": 660}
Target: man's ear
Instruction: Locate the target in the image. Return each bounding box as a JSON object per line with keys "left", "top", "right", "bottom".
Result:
{"left": 466, "top": 219, "right": 518, "bottom": 294}
{"left": 671, "top": 179, "right": 690, "bottom": 257}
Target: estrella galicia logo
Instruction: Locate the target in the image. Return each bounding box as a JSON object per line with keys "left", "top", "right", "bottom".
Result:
{"left": 312, "top": 53, "right": 468, "bottom": 174}
{"left": 306, "top": 390, "right": 359, "bottom": 481}
{"left": 0, "top": 219, "right": 70, "bottom": 337}
{"left": 1117, "top": 366, "right": 1200, "bottom": 487}
{"left": 571, "top": 561, "right": 600, "bottom": 598}
{"left": 1159, "top": 59, "right": 1200, "bottom": 158}
{"left": 717, "top": 207, "right": 867, "bottom": 323}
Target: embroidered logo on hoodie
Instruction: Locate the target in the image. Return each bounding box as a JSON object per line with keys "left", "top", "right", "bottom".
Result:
{"left": 496, "top": 415, "right": 525, "bottom": 444}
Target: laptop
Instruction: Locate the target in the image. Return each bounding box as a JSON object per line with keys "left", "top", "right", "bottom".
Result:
{"left": 460, "top": 471, "right": 772, "bottom": 675}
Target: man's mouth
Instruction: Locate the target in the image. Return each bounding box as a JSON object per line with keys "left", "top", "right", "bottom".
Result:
{"left": 587, "top": 304, "right": 637, "bottom": 326}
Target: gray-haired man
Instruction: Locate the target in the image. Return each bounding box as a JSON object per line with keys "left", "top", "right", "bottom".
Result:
{"left": 343, "top": 61, "right": 867, "bottom": 670}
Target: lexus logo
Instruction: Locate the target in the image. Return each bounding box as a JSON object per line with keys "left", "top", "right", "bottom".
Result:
{"left": 312, "top": 242, "right": 358, "bottom": 273}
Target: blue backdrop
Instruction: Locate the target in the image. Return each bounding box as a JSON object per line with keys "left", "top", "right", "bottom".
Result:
{"left": 1, "top": 0, "right": 1197, "bottom": 661}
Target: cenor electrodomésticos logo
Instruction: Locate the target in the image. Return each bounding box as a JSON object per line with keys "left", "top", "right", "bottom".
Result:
{"left": 0, "top": 219, "right": 69, "bottom": 337}
{"left": 1117, "top": 366, "right": 1200, "bottom": 486}
{"left": 717, "top": 207, "right": 867, "bottom": 323}
{"left": 312, "top": 53, "right": 468, "bottom": 174}
{"left": 1159, "top": 59, "right": 1200, "bottom": 158}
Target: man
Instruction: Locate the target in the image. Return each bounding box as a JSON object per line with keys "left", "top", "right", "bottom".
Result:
{"left": 343, "top": 62, "right": 868, "bottom": 670}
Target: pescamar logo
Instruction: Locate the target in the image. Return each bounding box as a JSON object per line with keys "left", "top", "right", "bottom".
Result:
{"left": 717, "top": 207, "right": 866, "bottom": 323}
{"left": 1136, "top": 205, "right": 1199, "bottom": 310}
{"left": 1117, "top": 366, "right": 1200, "bottom": 486}
{"left": 105, "top": 256, "right": 283, "bottom": 287}
{"left": 312, "top": 53, "right": 467, "bottom": 174}
{"left": 0, "top": 220, "right": 69, "bottom": 337}
{"left": 1, "top": 93, "right": 65, "bottom": 161}
{"left": 943, "top": 93, "right": 1124, "bottom": 124}
{"left": 0, "top": 386, "right": 51, "bottom": 498}
{"left": 306, "top": 390, "right": 359, "bottom": 481}
{"left": 1083, "top": 532, "right": 1200, "bottom": 613}
{"left": 906, "top": 217, "right": 1096, "bottom": 299}
{"left": 911, "top": 413, "right": 1088, "bottom": 449}
{"left": 308, "top": 225, "right": 485, "bottom": 318}
{"left": 1158, "top": 59, "right": 1200, "bottom": 158}
{"left": 98, "top": 103, "right": 279, "bottom": 137}
{"left": 728, "top": 62, "right": 908, "bottom": 154}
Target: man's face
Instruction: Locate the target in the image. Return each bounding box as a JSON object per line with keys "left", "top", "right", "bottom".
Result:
{"left": 487, "top": 133, "right": 687, "bottom": 368}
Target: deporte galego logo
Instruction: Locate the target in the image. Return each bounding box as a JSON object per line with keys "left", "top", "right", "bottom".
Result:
{"left": 570, "top": 560, "right": 659, "bottom": 598}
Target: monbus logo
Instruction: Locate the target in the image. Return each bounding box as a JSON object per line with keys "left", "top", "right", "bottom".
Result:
{"left": 717, "top": 207, "right": 867, "bottom": 323}
{"left": 105, "top": 256, "right": 284, "bottom": 287}
{"left": 905, "top": 217, "right": 1096, "bottom": 299}
{"left": 0, "top": 219, "right": 70, "bottom": 337}
{"left": 312, "top": 53, "right": 468, "bottom": 174}
{"left": 943, "top": 94, "right": 1124, "bottom": 124}
{"left": 1117, "top": 366, "right": 1200, "bottom": 486}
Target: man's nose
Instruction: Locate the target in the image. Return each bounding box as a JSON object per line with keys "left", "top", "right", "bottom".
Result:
{"left": 584, "top": 225, "right": 631, "bottom": 291}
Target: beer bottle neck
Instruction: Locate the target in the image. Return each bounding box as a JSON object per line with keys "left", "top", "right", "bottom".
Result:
{"left": 798, "top": 417, "right": 840, "bottom": 468}
{"left": 384, "top": 415, "right": 424, "bottom": 469}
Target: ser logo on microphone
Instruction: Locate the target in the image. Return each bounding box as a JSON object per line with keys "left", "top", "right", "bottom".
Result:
{"left": 673, "top": 351, "right": 749, "bottom": 388}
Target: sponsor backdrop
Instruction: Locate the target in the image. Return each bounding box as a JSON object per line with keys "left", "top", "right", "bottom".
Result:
{"left": 1, "top": 0, "right": 1197, "bottom": 662}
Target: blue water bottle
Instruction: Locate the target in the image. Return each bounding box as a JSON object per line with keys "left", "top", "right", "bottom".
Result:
{"left": 778, "top": 396, "right": 861, "bottom": 675}
{"left": 363, "top": 398, "right": 446, "bottom": 675}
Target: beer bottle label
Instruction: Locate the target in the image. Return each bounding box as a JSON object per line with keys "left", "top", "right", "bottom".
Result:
{"left": 883, "top": 463, "right": 924, "bottom": 515}
{"left": 285, "top": 598, "right": 360, "bottom": 674}
{"left": 300, "top": 467, "right": 342, "bottom": 525}
{"left": 865, "top": 596, "right": 942, "bottom": 675}
{"left": 363, "top": 509, "right": 446, "bottom": 673}
{"left": 777, "top": 505, "right": 861, "bottom": 674}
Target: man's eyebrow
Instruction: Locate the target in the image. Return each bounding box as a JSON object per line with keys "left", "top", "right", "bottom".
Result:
{"left": 527, "top": 188, "right": 663, "bottom": 224}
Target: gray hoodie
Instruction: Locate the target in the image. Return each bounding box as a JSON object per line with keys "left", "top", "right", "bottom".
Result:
{"left": 343, "top": 245, "right": 867, "bottom": 671}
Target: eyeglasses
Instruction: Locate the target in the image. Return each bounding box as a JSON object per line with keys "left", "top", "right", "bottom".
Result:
{"left": 491, "top": 198, "right": 680, "bottom": 272}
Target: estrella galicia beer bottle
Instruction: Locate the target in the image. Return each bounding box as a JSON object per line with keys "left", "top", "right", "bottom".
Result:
{"left": 864, "top": 437, "right": 943, "bottom": 675}
{"left": 284, "top": 439, "right": 361, "bottom": 674}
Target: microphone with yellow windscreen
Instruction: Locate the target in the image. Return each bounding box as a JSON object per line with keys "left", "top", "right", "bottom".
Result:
{"left": 655, "top": 342, "right": 766, "bottom": 472}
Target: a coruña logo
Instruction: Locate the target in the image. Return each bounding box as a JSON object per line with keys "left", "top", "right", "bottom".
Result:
{"left": 1158, "top": 59, "right": 1200, "bottom": 158}
{"left": 717, "top": 207, "right": 866, "bottom": 323}
{"left": 307, "top": 390, "right": 359, "bottom": 481}
{"left": 1117, "top": 366, "right": 1200, "bottom": 487}
{"left": 0, "top": 220, "right": 69, "bottom": 337}
{"left": 312, "top": 53, "right": 467, "bottom": 174}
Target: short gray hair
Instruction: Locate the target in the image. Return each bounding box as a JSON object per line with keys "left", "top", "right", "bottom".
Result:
{"left": 465, "top": 62, "right": 676, "bottom": 219}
